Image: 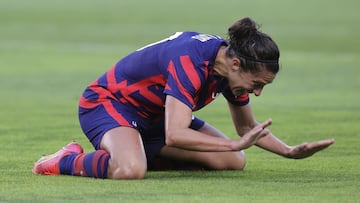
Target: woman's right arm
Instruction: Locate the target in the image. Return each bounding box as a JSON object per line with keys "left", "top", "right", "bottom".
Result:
{"left": 164, "top": 95, "right": 269, "bottom": 152}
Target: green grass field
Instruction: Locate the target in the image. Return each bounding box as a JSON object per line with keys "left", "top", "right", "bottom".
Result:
{"left": 1, "top": 0, "right": 359, "bottom": 202}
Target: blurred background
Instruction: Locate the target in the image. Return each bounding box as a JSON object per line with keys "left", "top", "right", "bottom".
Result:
{"left": 1, "top": 0, "right": 359, "bottom": 154}
{"left": 1, "top": 0, "right": 359, "bottom": 141}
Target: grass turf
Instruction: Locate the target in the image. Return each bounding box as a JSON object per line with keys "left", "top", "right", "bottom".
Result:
{"left": 1, "top": 0, "right": 359, "bottom": 202}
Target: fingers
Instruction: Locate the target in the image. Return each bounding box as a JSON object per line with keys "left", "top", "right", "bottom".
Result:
{"left": 307, "top": 139, "right": 335, "bottom": 150}
{"left": 259, "top": 128, "right": 270, "bottom": 137}
{"left": 319, "top": 139, "right": 335, "bottom": 145}
{"left": 239, "top": 120, "right": 272, "bottom": 150}
{"left": 291, "top": 139, "right": 335, "bottom": 159}
{"left": 258, "top": 118, "right": 272, "bottom": 130}
{"left": 249, "top": 119, "right": 272, "bottom": 138}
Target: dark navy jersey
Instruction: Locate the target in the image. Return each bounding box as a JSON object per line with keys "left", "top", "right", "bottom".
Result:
{"left": 79, "top": 32, "right": 249, "bottom": 121}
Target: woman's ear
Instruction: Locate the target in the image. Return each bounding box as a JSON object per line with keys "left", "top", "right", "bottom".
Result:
{"left": 231, "top": 57, "right": 241, "bottom": 72}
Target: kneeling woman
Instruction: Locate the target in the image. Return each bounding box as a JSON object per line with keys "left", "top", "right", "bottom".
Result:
{"left": 33, "top": 17, "right": 334, "bottom": 179}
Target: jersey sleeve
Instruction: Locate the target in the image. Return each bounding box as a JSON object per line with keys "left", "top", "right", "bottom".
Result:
{"left": 164, "top": 55, "right": 207, "bottom": 110}
{"left": 222, "top": 87, "right": 250, "bottom": 106}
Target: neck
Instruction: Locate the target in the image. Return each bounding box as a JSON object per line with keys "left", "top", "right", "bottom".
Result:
{"left": 213, "top": 46, "right": 229, "bottom": 77}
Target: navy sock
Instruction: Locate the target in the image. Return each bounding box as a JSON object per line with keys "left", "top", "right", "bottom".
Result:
{"left": 59, "top": 150, "right": 110, "bottom": 178}
{"left": 59, "top": 153, "right": 77, "bottom": 175}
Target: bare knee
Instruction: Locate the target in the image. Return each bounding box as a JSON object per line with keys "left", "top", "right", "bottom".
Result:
{"left": 99, "top": 126, "right": 148, "bottom": 180}
{"left": 108, "top": 160, "right": 147, "bottom": 180}
{"left": 231, "top": 151, "right": 246, "bottom": 170}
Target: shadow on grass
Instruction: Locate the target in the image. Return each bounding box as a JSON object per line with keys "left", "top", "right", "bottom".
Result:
{"left": 146, "top": 167, "right": 354, "bottom": 183}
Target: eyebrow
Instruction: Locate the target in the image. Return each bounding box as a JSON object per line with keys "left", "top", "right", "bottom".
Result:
{"left": 254, "top": 80, "right": 271, "bottom": 85}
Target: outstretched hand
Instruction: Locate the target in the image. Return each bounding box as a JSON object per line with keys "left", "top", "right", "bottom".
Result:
{"left": 286, "top": 139, "right": 335, "bottom": 159}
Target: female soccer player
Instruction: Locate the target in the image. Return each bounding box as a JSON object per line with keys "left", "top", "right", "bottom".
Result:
{"left": 33, "top": 17, "right": 334, "bottom": 179}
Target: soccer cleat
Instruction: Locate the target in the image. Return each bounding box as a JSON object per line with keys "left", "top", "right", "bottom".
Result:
{"left": 32, "top": 142, "right": 84, "bottom": 175}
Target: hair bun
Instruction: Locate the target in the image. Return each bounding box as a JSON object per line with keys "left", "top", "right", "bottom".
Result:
{"left": 226, "top": 17, "right": 280, "bottom": 74}
{"left": 228, "top": 17, "right": 259, "bottom": 42}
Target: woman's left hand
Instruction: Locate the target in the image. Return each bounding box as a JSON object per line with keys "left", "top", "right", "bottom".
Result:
{"left": 286, "top": 139, "right": 335, "bottom": 159}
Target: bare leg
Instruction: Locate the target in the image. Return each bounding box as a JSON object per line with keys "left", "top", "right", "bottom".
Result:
{"left": 159, "top": 122, "right": 246, "bottom": 170}
{"left": 100, "top": 126, "right": 147, "bottom": 179}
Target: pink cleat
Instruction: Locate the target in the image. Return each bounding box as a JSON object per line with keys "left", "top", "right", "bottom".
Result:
{"left": 32, "top": 142, "right": 83, "bottom": 175}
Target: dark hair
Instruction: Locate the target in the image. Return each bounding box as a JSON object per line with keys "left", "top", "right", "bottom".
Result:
{"left": 226, "top": 17, "right": 280, "bottom": 74}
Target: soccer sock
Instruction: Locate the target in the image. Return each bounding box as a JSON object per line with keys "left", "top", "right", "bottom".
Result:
{"left": 59, "top": 150, "right": 110, "bottom": 179}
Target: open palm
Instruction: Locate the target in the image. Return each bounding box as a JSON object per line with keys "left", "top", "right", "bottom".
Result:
{"left": 287, "top": 139, "right": 335, "bottom": 159}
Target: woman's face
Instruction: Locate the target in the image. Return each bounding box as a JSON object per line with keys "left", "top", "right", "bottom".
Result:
{"left": 227, "top": 65, "right": 276, "bottom": 97}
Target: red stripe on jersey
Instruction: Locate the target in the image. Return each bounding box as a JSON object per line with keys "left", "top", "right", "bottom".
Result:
{"left": 123, "top": 75, "right": 166, "bottom": 107}
{"left": 167, "top": 60, "right": 194, "bottom": 106}
{"left": 203, "top": 61, "right": 209, "bottom": 78}
{"left": 180, "top": 56, "right": 201, "bottom": 92}
{"left": 103, "top": 100, "right": 131, "bottom": 126}
{"left": 79, "top": 79, "right": 102, "bottom": 109}
{"left": 79, "top": 79, "right": 117, "bottom": 109}
{"left": 106, "top": 65, "right": 117, "bottom": 86}
{"left": 204, "top": 80, "right": 217, "bottom": 105}
{"left": 138, "top": 88, "right": 163, "bottom": 109}
{"left": 79, "top": 96, "right": 100, "bottom": 109}
{"left": 110, "top": 74, "right": 166, "bottom": 113}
